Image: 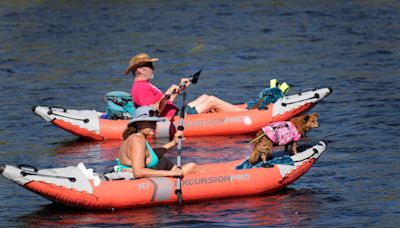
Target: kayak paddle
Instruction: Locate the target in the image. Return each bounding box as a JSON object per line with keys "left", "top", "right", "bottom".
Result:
{"left": 175, "top": 87, "right": 187, "bottom": 207}
{"left": 158, "top": 69, "right": 202, "bottom": 114}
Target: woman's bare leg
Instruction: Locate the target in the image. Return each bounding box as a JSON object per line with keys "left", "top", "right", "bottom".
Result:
{"left": 187, "top": 94, "right": 209, "bottom": 107}
{"left": 181, "top": 162, "right": 206, "bottom": 175}
{"left": 194, "top": 95, "right": 244, "bottom": 113}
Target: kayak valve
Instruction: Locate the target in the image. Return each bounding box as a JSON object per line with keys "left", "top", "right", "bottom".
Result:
{"left": 0, "top": 165, "right": 5, "bottom": 174}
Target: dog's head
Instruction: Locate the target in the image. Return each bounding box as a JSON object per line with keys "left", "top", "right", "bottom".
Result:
{"left": 292, "top": 113, "right": 319, "bottom": 134}
{"left": 301, "top": 113, "right": 319, "bottom": 132}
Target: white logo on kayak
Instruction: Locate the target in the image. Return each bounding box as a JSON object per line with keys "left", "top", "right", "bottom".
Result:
{"left": 182, "top": 174, "right": 251, "bottom": 186}
{"left": 185, "top": 116, "right": 253, "bottom": 127}
{"left": 243, "top": 116, "right": 252, "bottom": 125}
{"left": 230, "top": 174, "right": 251, "bottom": 181}
{"left": 138, "top": 182, "right": 150, "bottom": 190}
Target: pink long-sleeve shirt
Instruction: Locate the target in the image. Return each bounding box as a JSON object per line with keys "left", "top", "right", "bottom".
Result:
{"left": 131, "top": 80, "right": 178, "bottom": 117}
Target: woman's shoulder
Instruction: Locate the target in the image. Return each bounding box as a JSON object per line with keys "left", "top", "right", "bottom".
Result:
{"left": 126, "top": 133, "right": 145, "bottom": 143}
{"left": 122, "top": 134, "right": 145, "bottom": 156}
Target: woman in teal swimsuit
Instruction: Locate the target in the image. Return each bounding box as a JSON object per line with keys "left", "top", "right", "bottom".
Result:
{"left": 117, "top": 106, "right": 197, "bottom": 178}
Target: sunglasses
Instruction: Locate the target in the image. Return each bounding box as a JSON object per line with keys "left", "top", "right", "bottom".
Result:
{"left": 148, "top": 109, "right": 159, "bottom": 116}
{"left": 143, "top": 63, "right": 154, "bottom": 70}
{"left": 136, "top": 110, "right": 160, "bottom": 119}
{"left": 136, "top": 121, "right": 157, "bottom": 129}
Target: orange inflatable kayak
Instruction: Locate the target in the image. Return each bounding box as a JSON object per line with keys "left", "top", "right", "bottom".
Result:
{"left": 32, "top": 88, "right": 331, "bottom": 140}
{"left": 0, "top": 141, "right": 326, "bottom": 210}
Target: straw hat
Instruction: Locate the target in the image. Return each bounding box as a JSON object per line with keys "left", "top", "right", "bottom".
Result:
{"left": 124, "top": 53, "right": 159, "bottom": 75}
{"left": 128, "top": 106, "right": 165, "bottom": 125}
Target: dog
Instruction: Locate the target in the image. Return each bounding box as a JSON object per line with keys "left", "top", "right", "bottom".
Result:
{"left": 249, "top": 113, "right": 319, "bottom": 165}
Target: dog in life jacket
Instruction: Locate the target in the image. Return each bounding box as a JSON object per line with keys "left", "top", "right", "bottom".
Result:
{"left": 249, "top": 113, "right": 319, "bottom": 165}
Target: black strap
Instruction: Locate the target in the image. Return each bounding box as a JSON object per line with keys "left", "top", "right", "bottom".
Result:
{"left": 292, "top": 148, "right": 319, "bottom": 162}
{"left": 20, "top": 170, "right": 76, "bottom": 182}
{"left": 281, "top": 93, "right": 320, "bottom": 106}
{"left": 272, "top": 127, "right": 279, "bottom": 145}
{"left": 47, "top": 110, "right": 89, "bottom": 123}
{"left": 271, "top": 123, "right": 290, "bottom": 144}
{"left": 17, "top": 164, "right": 38, "bottom": 172}
{"left": 48, "top": 106, "right": 67, "bottom": 112}
{"left": 106, "top": 96, "right": 132, "bottom": 106}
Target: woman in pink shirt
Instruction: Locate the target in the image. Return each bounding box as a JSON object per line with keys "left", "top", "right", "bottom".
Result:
{"left": 125, "top": 53, "right": 245, "bottom": 117}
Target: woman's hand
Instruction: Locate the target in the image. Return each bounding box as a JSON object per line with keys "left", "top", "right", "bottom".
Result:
{"left": 173, "top": 130, "right": 185, "bottom": 145}
{"left": 163, "top": 84, "right": 180, "bottom": 103}
{"left": 153, "top": 98, "right": 163, "bottom": 112}
{"left": 179, "top": 78, "right": 191, "bottom": 88}
{"left": 171, "top": 166, "right": 184, "bottom": 177}
{"left": 161, "top": 130, "right": 185, "bottom": 150}
{"left": 166, "top": 84, "right": 180, "bottom": 95}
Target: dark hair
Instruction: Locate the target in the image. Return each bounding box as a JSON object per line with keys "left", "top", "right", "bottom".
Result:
{"left": 122, "top": 123, "right": 139, "bottom": 140}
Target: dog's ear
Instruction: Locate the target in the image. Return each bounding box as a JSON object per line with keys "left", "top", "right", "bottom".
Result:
{"left": 311, "top": 112, "right": 319, "bottom": 118}
{"left": 303, "top": 115, "right": 310, "bottom": 123}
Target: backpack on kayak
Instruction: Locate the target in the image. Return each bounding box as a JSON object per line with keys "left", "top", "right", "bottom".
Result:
{"left": 105, "top": 91, "right": 135, "bottom": 119}
{"left": 246, "top": 79, "right": 290, "bottom": 110}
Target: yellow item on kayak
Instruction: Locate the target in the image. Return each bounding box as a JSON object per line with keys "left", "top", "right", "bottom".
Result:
{"left": 270, "top": 79, "right": 278, "bottom": 88}
{"left": 279, "top": 82, "right": 290, "bottom": 94}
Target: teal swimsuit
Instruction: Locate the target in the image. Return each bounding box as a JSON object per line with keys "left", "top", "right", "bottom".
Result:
{"left": 115, "top": 141, "right": 159, "bottom": 171}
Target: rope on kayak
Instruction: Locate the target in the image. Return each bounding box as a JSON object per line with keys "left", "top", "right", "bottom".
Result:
{"left": 49, "top": 106, "right": 67, "bottom": 112}
{"left": 47, "top": 110, "right": 90, "bottom": 123}
{"left": 17, "top": 164, "right": 38, "bottom": 172}
{"left": 281, "top": 93, "right": 319, "bottom": 107}
{"left": 20, "top": 171, "right": 77, "bottom": 182}
{"left": 292, "top": 148, "right": 318, "bottom": 163}
{"left": 17, "top": 164, "right": 77, "bottom": 182}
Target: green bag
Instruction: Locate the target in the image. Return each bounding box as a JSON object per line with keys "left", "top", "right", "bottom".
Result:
{"left": 105, "top": 91, "right": 135, "bottom": 120}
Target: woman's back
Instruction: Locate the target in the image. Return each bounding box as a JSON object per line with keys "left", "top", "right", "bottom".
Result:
{"left": 119, "top": 134, "right": 154, "bottom": 168}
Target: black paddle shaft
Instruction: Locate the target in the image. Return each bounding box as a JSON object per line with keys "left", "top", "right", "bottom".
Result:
{"left": 174, "top": 71, "right": 201, "bottom": 207}
{"left": 175, "top": 89, "right": 187, "bottom": 207}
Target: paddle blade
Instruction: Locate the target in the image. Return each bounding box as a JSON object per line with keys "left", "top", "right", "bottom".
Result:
{"left": 189, "top": 69, "right": 202, "bottom": 84}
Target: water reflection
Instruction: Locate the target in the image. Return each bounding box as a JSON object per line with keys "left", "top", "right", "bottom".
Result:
{"left": 20, "top": 188, "right": 320, "bottom": 227}
{"left": 51, "top": 135, "right": 254, "bottom": 169}
{"left": 53, "top": 139, "right": 121, "bottom": 160}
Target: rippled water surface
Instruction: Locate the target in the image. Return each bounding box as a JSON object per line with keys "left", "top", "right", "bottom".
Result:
{"left": 0, "top": 1, "right": 399, "bottom": 227}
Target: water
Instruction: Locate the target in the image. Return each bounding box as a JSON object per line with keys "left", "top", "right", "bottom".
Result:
{"left": 0, "top": 0, "right": 399, "bottom": 227}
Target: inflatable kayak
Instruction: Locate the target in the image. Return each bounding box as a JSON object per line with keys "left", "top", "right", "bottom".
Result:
{"left": 0, "top": 141, "right": 326, "bottom": 210}
{"left": 32, "top": 88, "right": 332, "bottom": 140}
